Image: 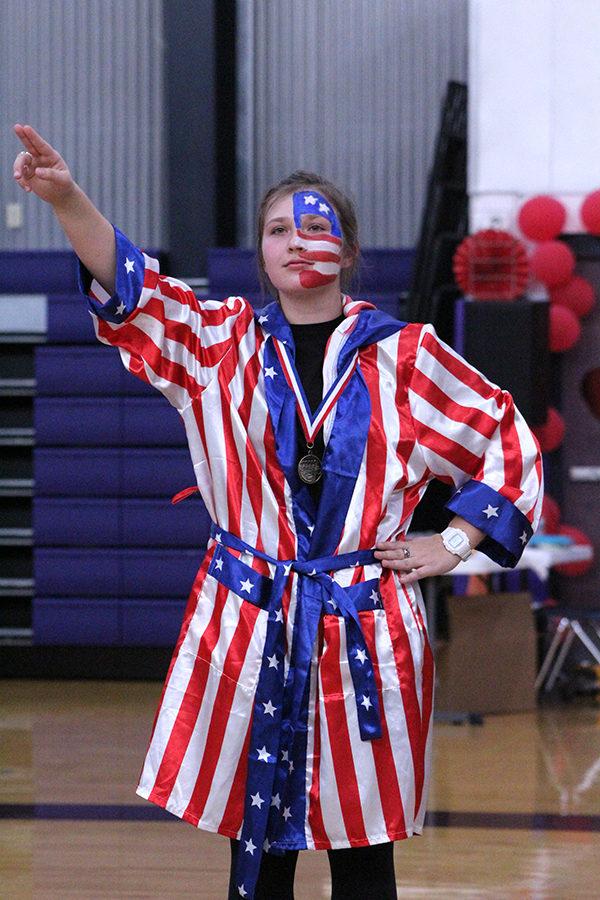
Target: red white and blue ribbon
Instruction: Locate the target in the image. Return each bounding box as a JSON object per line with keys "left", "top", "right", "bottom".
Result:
{"left": 272, "top": 337, "right": 358, "bottom": 445}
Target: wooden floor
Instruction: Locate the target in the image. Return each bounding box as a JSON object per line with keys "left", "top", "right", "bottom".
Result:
{"left": 2, "top": 680, "right": 600, "bottom": 898}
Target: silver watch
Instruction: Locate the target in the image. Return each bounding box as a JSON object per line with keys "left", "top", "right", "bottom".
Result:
{"left": 440, "top": 526, "right": 472, "bottom": 561}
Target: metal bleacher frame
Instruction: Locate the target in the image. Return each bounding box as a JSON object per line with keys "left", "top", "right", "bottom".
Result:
{"left": 0, "top": 328, "right": 41, "bottom": 648}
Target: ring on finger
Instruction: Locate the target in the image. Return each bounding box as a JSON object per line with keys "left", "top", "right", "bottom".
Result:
{"left": 402, "top": 546, "right": 411, "bottom": 559}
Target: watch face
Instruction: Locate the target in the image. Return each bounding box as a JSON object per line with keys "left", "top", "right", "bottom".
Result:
{"left": 443, "top": 528, "right": 470, "bottom": 559}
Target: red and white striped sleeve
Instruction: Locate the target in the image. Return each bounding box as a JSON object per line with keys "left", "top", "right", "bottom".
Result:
{"left": 78, "top": 225, "right": 251, "bottom": 410}
{"left": 408, "top": 323, "right": 544, "bottom": 567}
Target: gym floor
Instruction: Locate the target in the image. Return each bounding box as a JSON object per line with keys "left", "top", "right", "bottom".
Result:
{"left": 2, "top": 680, "right": 599, "bottom": 898}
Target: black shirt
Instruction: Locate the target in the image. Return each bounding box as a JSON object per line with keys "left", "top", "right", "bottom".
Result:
{"left": 289, "top": 314, "right": 345, "bottom": 504}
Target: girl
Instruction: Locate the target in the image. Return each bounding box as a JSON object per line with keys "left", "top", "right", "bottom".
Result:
{"left": 13, "top": 123, "right": 543, "bottom": 900}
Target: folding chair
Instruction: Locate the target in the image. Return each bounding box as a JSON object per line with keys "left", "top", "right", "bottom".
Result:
{"left": 535, "top": 608, "right": 600, "bottom": 692}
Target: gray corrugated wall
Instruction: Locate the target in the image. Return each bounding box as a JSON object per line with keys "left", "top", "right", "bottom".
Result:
{"left": 1, "top": 0, "right": 164, "bottom": 251}
{"left": 236, "top": 0, "right": 468, "bottom": 248}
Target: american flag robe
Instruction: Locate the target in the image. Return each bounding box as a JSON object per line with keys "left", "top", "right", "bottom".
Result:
{"left": 81, "top": 226, "right": 543, "bottom": 892}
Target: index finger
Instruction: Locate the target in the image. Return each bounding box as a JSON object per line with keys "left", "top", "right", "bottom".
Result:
{"left": 14, "top": 123, "right": 54, "bottom": 157}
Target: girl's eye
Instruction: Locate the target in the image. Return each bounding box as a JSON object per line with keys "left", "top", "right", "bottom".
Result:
{"left": 308, "top": 224, "right": 325, "bottom": 231}
{"left": 270, "top": 226, "right": 286, "bottom": 235}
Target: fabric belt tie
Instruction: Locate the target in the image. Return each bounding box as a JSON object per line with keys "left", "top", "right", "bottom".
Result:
{"left": 209, "top": 523, "right": 383, "bottom": 900}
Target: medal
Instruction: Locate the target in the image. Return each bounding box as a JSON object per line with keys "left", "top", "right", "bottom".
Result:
{"left": 298, "top": 442, "right": 323, "bottom": 484}
{"left": 271, "top": 337, "right": 358, "bottom": 488}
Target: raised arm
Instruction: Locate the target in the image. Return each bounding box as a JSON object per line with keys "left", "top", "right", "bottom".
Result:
{"left": 13, "top": 123, "right": 116, "bottom": 294}
{"left": 12, "top": 123, "right": 252, "bottom": 411}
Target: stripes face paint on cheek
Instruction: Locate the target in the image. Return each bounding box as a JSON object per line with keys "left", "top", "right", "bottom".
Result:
{"left": 292, "top": 190, "right": 344, "bottom": 289}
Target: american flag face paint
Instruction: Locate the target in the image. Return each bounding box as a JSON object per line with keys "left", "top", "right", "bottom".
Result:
{"left": 292, "top": 190, "right": 344, "bottom": 289}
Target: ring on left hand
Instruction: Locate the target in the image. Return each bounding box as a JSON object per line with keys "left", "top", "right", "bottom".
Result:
{"left": 402, "top": 546, "right": 411, "bottom": 559}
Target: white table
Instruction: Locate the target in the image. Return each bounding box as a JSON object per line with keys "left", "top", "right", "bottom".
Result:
{"left": 453, "top": 543, "right": 593, "bottom": 581}
{"left": 418, "top": 539, "right": 593, "bottom": 648}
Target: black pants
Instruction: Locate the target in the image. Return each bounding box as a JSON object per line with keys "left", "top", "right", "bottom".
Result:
{"left": 228, "top": 838, "right": 397, "bottom": 900}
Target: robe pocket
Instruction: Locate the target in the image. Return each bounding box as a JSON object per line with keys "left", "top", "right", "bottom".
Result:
{"left": 189, "top": 545, "right": 273, "bottom": 692}
{"left": 320, "top": 578, "right": 390, "bottom": 702}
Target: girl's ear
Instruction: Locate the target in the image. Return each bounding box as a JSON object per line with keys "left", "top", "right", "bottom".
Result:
{"left": 340, "top": 245, "right": 357, "bottom": 270}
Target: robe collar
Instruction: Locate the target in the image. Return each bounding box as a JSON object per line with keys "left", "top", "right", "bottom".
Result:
{"left": 256, "top": 296, "right": 407, "bottom": 558}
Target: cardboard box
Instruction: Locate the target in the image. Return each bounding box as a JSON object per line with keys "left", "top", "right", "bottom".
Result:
{"left": 434, "top": 592, "right": 536, "bottom": 714}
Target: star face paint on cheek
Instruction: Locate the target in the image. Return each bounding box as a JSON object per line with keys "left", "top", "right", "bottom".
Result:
{"left": 292, "top": 190, "right": 344, "bottom": 289}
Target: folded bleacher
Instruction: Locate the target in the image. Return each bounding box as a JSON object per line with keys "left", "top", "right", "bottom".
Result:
{"left": 33, "top": 335, "right": 206, "bottom": 646}
{"left": 3, "top": 244, "right": 413, "bottom": 650}
{"left": 203, "top": 247, "right": 413, "bottom": 316}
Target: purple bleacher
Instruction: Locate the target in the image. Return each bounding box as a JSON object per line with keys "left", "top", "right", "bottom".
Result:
{"left": 356, "top": 248, "right": 414, "bottom": 291}
{"left": 121, "top": 599, "right": 187, "bottom": 645}
{"left": 34, "top": 397, "right": 187, "bottom": 446}
{"left": 33, "top": 598, "right": 121, "bottom": 645}
{"left": 0, "top": 246, "right": 162, "bottom": 295}
{"left": 33, "top": 497, "right": 210, "bottom": 547}
{"left": 47, "top": 294, "right": 98, "bottom": 344}
{"left": 34, "top": 448, "right": 194, "bottom": 496}
{"left": 34, "top": 548, "right": 203, "bottom": 597}
{"left": 206, "top": 246, "right": 413, "bottom": 294}
{"left": 205, "top": 246, "right": 414, "bottom": 316}
{"left": 36, "top": 345, "right": 154, "bottom": 396}
{"left": 207, "top": 247, "right": 262, "bottom": 293}
{"left": 0, "top": 250, "right": 80, "bottom": 294}
{"left": 33, "top": 597, "right": 187, "bottom": 645}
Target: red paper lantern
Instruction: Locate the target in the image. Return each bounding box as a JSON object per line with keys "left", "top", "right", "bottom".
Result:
{"left": 548, "top": 304, "right": 581, "bottom": 352}
{"left": 530, "top": 241, "right": 576, "bottom": 287}
{"left": 518, "top": 195, "right": 566, "bottom": 241}
{"left": 581, "top": 368, "right": 600, "bottom": 420}
{"left": 554, "top": 524, "right": 594, "bottom": 577}
{"left": 581, "top": 189, "right": 600, "bottom": 235}
{"left": 541, "top": 495, "right": 561, "bottom": 533}
{"left": 532, "top": 406, "right": 565, "bottom": 452}
{"left": 550, "top": 276, "right": 596, "bottom": 318}
{"left": 453, "top": 229, "right": 529, "bottom": 300}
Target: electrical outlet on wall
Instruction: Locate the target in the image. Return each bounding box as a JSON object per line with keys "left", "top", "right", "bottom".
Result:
{"left": 6, "top": 202, "right": 24, "bottom": 229}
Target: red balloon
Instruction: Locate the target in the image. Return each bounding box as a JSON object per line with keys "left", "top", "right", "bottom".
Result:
{"left": 530, "top": 241, "right": 576, "bottom": 287}
{"left": 581, "top": 189, "right": 600, "bottom": 235}
{"left": 532, "top": 406, "right": 565, "bottom": 452}
{"left": 452, "top": 229, "right": 529, "bottom": 300}
{"left": 554, "top": 524, "right": 594, "bottom": 576}
{"left": 541, "top": 495, "right": 561, "bottom": 533}
{"left": 518, "top": 195, "right": 566, "bottom": 241}
{"left": 548, "top": 304, "right": 581, "bottom": 352}
{"left": 550, "top": 276, "right": 596, "bottom": 318}
{"left": 581, "top": 368, "right": 600, "bottom": 419}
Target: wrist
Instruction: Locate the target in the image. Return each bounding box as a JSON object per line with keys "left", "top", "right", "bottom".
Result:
{"left": 448, "top": 515, "right": 485, "bottom": 549}
{"left": 51, "top": 180, "right": 83, "bottom": 214}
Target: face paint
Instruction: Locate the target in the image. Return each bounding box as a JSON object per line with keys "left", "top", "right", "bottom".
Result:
{"left": 292, "top": 190, "right": 344, "bottom": 289}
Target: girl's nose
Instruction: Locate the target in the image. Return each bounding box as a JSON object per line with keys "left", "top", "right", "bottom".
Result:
{"left": 288, "top": 229, "right": 305, "bottom": 251}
